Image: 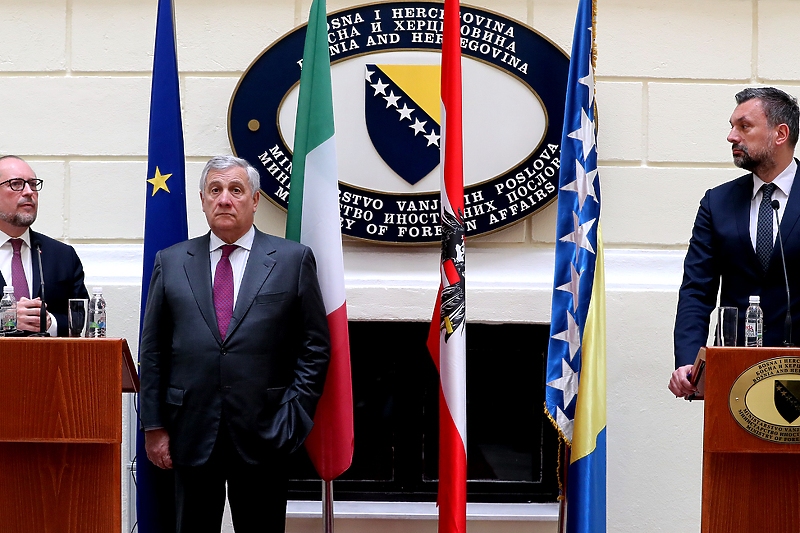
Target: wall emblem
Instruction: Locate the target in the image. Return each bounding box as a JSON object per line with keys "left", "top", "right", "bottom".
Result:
{"left": 364, "top": 64, "right": 441, "bottom": 185}
{"left": 229, "top": 1, "right": 569, "bottom": 243}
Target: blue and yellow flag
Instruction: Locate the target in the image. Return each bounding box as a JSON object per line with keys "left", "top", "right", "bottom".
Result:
{"left": 136, "top": 0, "right": 187, "bottom": 530}
{"left": 545, "top": 0, "right": 607, "bottom": 530}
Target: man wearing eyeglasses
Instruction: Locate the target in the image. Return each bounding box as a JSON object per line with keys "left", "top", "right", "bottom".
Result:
{"left": 0, "top": 155, "right": 89, "bottom": 335}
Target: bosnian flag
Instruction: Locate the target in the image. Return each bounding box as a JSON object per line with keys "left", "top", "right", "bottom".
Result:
{"left": 545, "top": 0, "right": 607, "bottom": 530}
{"left": 286, "top": 0, "right": 354, "bottom": 482}
{"left": 426, "top": 0, "right": 467, "bottom": 532}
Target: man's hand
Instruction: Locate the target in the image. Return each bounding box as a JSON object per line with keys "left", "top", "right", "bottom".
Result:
{"left": 668, "top": 364, "right": 697, "bottom": 398}
{"left": 145, "top": 428, "right": 173, "bottom": 469}
{"left": 16, "top": 297, "right": 50, "bottom": 332}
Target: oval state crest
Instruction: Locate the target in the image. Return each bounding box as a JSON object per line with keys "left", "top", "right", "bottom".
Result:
{"left": 229, "top": 1, "right": 569, "bottom": 244}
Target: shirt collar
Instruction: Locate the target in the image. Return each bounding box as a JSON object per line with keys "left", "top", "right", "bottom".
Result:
{"left": 752, "top": 159, "right": 798, "bottom": 199}
{"left": 0, "top": 228, "right": 31, "bottom": 249}
{"left": 209, "top": 225, "right": 255, "bottom": 253}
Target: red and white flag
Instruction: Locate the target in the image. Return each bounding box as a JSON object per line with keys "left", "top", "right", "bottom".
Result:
{"left": 426, "top": 0, "right": 466, "bottom": 531}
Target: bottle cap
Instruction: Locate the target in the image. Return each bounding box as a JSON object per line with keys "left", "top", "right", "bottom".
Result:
{"left": 749, "top": 295, "right": 760, "bottom": 304}
{"left": 92, "top": 287, "right": 103, "bottom": 294}
{"left": 3, "top": 285, "right": 12, "bottom": 293}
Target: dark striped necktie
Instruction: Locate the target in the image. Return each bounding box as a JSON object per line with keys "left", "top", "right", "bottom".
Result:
{"left": 756, "top": 182, "right": 776, "bottom": 273}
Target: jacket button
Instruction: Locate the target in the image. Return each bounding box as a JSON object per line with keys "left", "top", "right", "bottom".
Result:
{"left": 221, "top": 349, "right": 227, "bottom": 356}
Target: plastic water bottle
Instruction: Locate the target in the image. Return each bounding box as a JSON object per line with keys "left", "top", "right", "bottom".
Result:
{"left": 745, "top": 295, "right": 763, "bottom": 347}
{"left": 87, "top": 287, "right": 106, "bottom": 338}
{"left": 0, "top": 286, "right": 16, "bottom": 332}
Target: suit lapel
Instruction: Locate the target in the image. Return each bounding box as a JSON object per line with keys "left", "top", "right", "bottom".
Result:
{"left": 29, "top": 230, "right": 41, "bottom": 299}
{"left": 225, "top": 229, "right": 276, "bottom": 341}
{"left": 733, "top": 175, "right": 760, "bottom": 271}
{"left": 778, "top": 159, "right": 800, "bottom": 243}
{"left": 183, "top": 233, "right": 223, "bottom": 344}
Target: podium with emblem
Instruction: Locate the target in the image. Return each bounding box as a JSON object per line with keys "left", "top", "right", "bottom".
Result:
{"left": 696, "top": 346, "right": 800, "bottom": 532}
{"left": 0, "top": 337, "right": 138, "bottom": 532}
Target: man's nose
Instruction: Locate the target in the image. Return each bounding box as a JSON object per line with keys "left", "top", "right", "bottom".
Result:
{"left": 727, "top": 129, "right": 739, "bottom": 144}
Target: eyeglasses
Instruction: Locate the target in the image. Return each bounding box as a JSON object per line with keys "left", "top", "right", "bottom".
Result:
{"left": 0, "top": 179, "right": 43, "bottom": 192}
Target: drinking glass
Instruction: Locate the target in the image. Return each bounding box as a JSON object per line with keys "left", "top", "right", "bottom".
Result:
{"left": 715, "top": 306, "right": 738, "bottom": 346}
{"left": 68, "top": 299, "right": 89, "bottom": 337}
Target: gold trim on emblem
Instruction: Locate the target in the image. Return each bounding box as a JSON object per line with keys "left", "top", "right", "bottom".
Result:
{"left": 729, "top": 356, "right": 800, "bottom": 443}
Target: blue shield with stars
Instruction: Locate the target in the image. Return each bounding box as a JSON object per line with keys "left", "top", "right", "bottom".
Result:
{"left": 364, "top": 64, "right": 441, "bottom": 185}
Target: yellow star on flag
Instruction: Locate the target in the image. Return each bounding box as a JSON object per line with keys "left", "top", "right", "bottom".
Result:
{"left": 147, "top": 166, "right": 172, "bottom": 196}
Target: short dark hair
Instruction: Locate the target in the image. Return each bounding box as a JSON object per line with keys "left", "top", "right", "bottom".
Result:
{"left": 735, "top": 87, "right": 800, "bottom": 146}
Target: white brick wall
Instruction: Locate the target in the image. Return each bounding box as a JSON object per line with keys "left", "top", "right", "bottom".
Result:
{"left": 0, "top": 77, "right": 151, "bottom": 155}
{"left": 0, "top": 1, "right": 67, "bottom": 71}
{"left": 596, "top": 0, "right": 753, "bottom": 79}
{"left": 2, "top": 1, "right": 796, "bottom": 532}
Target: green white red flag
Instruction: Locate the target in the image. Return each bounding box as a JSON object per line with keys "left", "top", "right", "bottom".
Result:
{"left": 426, "top": 0, "right": 467, "bottom": 531}
{"left": 286, "top": 0, "right": 354, "bottom": 482}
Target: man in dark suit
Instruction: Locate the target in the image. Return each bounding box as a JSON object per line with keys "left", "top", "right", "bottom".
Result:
{"left": 0, "top": 155, "right": 89, "bottom": 335}
{"left": 140, "top": 155, "right": 330, "bottom": 532}
{"left": 670, "top": 87, "right": 800, "bottom": 398}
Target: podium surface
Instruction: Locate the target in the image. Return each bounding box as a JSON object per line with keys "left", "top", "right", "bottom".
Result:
{"left": 701, "top": 346, "right": 800, "bottom": 532}
{"left": 0, "top": 337, "right": 136, "bottom": 533}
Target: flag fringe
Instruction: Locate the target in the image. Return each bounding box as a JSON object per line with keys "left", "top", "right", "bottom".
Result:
{"left": 543, "top": 401, "right": 572, "bottom": 501}
{"left": 591, "top": 0, "right": 599, "bottom": 126}
{"left": 591, "top": 0, "right": 597, "bottom": 68}
{"left": 543, "top": 400, "right": 573, "bottom": 447}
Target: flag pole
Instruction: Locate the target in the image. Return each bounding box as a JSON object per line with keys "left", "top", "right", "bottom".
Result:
{"left": 425, "top": 0, "right": 467, "bottom": 531}
{"left": 287, "top": 0, "right": 354, "bottom": 530}
{"left": 322, "top": 480, "right": 334, "bottom": 533}
{"left": 557, "top": 443, "right": 569, "bottom": 533}
{"left": 136, "top": 0, "right": 187, "bottom": 530}
{"left": 545, "top": 0, "right": 606, "bottom": 529}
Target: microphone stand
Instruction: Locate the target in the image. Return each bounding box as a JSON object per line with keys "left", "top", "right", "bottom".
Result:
{"left": 28, "top": 244, "right": 49, "bottom": 337}
{"left": 772, "top": 200, "right": 793, "bottom": 347}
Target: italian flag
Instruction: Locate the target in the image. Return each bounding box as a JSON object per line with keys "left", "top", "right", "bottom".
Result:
{"left": 286, "top": 0, "right": 354, "bottom": 482}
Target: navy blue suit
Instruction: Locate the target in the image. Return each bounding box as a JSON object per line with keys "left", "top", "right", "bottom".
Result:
{"left": 0, "top": 229, "right": 89, "bottom": 336}
{"left": 675, "top": 161, "right": 800, "bottom": 367}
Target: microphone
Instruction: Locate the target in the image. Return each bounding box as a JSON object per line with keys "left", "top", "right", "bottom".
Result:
{"left": 29, "top": 240, "right": 49, "bottom": 337}
{"left": 771, "top": 199, "right": 793, "bottom": 347}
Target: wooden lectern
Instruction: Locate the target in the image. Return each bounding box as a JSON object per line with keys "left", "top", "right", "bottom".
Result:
{"left": 0, "top": 338, "right": 139, "bottom": 533}
{"left": 700, "top": 346, "right": 800, "bottom": 532}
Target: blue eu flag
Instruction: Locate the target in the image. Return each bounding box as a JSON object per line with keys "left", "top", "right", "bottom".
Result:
{"left": 136, "top": 0, "right": 187, "bottom": 530}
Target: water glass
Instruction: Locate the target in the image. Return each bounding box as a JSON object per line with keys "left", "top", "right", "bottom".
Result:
{"left": 68, "top": 299, "right": 89, "bottom": 337}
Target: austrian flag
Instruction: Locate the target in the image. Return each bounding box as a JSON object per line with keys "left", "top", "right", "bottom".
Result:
{"left": 426, "top": 0, "right": 467, "bottom": 532}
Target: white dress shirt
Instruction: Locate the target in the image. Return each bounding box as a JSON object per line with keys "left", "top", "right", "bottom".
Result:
{"left": 749, "top": 159, "right": 797, "bottom": 250}
{"left": 0, "top": 228, "right": 57, "bottom": 335}
{"left": 209, "top": 225, "right": 254, "bottom": 310}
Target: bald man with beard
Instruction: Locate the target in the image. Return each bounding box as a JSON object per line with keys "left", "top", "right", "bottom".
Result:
{"left": 0, "top": 155, "right": 89, "bottom": 336}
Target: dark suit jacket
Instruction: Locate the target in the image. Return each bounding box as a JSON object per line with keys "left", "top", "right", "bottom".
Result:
{"left": 675, "top": 161, "right": 800, "bottom": 367}
{"left": 0, "top": 229, "right": 89, "bottom": 336}
{"left": 139, "top": 228, "right": 331, "bottom": 467}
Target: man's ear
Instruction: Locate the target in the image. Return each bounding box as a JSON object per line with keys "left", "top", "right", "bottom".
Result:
{"left": 775, "top": 123, "right": 791, "bottom": 146}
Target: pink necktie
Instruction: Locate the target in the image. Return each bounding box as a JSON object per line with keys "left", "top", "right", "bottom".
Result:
{"left": 10, "top": 239, "right": 30, "bottom": 300}
{"left": 213, "top": 245, "right": 237, "bottom": 340}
